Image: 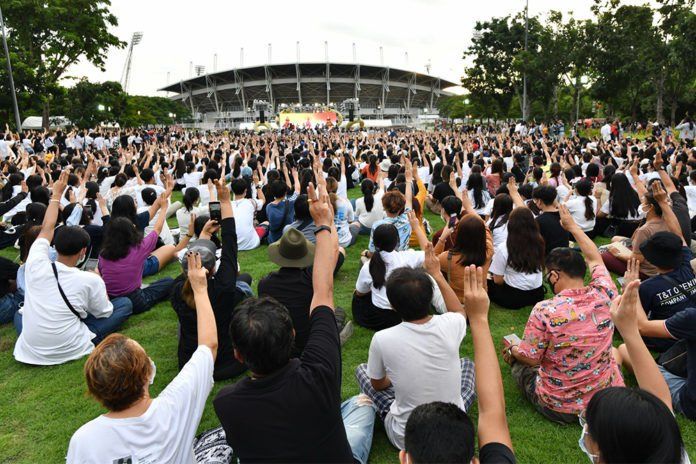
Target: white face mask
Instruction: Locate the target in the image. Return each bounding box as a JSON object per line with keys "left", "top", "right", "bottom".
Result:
{"left": 639, "top": 204, "right": 652, "bottom": 215}
{"left": 148, "top": 358, "right": 157, "bottom": 385}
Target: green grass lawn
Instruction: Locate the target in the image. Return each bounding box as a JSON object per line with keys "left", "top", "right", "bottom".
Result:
{"left": 0, "top": 189, "right": 695, "bottom": 463}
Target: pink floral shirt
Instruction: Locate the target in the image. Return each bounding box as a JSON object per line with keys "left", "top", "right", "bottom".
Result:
{"left": 516, "top": 265, "right": 624, "bottom": 414}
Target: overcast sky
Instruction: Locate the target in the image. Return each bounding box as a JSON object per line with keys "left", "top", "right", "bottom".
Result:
{"left": 66, "top": 0, "right": 637, "bottom": 96}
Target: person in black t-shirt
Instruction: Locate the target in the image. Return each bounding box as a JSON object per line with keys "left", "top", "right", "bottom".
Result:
{"left": 399, "top": 266, "right": 516, "bottom": 464}
{"left": 426, "top": 165, "right": 455, "bottom": 215}
{"left": 214, "top": 183, "right": 376, "bottom": 463}
{"left": 532, "top": 185, "right": 569, "bottom": 254}
{"left": 257, "top": 227, "right": 349, "bottom": 357}
{"left": 634, "top": 183, "right": 696, "bottom": 352}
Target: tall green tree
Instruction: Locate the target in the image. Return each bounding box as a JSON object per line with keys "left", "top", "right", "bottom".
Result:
{"left": 590, "top": 1, "right": 658, "bottom": 119}
{"left": 656, "top": 0, "right": 696, "bottom": 125}
{"left": 0, "top": 0, "right": 125, "bottom": 128}
{"left": 62, "top": 79, "right": 126, "bottom": 127}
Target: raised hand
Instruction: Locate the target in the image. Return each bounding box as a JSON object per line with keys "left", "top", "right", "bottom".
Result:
{"left": 558, "top": 204, "right": 577, "bottom": 231}
{"left": 624, "top": 257, "right": 640, "bottom": 284}
{"left": 215, "top": 179, "right": 231, "bottom": 202}
{"left": 187, "top": 252, "right": 209, "bottom": 294}
{"left": 307, "top": 182, "right": 334, "bottom": 227}
{"left": 610, "top": 279, "right": 641, "bottom": 336}
{"left": 651, "top": 179, "right": 668, "bottom": 204}
{"left": 462, "top": 265, "right": 489, "bottom": 321}
{"left": 407, "top": 210, "right": 420, "bottom": 231}
{"left": 422, "top": 242, "right": 441, "bottom": 276}
{"left": 52, "top": 169, "right": 70, "bottom": 198}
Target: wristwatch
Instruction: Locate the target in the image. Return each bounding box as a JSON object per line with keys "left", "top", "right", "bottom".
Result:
{"left": 314, "top": 225, "right": 331, "bottom": 235}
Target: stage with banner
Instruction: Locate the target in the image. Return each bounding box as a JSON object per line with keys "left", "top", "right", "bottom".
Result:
{"left": 278, "top": 109, "right": 341, "bottom": 129}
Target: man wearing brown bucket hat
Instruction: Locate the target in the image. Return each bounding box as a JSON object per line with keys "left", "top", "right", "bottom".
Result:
{"left": 259, "top": 227, "right": 352, "bottom": 355}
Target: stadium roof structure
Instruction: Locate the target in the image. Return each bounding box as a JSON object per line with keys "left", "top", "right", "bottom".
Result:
{"left": 159, "top": 62, "right": 459, "bottom": 125}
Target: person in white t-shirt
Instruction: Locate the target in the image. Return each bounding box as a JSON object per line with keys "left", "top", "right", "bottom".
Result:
{"left": 183, "top": 164, "right": 204, "bottom": 190}
{"left": 13, "top": 171, "right": 133, "bottom": 366}
{"left": 230, "top": 178, "right": 266, "bottom": 250}
{"left": 564, "top": 178, "right": 597, "bottom": 235}
{"left": 353, "top": 178, "right": 385, "bottom": 234}
{"left": 354, "top": 217, "right": 445, "bottom": 331}
{"left": 66, "top": 252, "right": 217, "bottom": 464}
{"left": 488, "top": 207, "right": 546, "bottom": 309}
{"left": 601, "top": 122, "right": 612, "bottom": 142}
{"left": 683, "top": 170, "right": 696, "bottom": 219}
{"left": 355, "top": 244, "right": 475, "bottom": 450}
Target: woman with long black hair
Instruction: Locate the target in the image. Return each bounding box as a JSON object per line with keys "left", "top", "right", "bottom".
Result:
{"left": 353, "top": 216, "right": 439, "bottom": 330}
{"left": 596, "top": 172, "right": 642, "bottom": 237}
{"left": 488, "top": 208, "right": 546, "bottom": 309}
{"left": 99, "top": 195, "right": 178, "bottom": 315}
{"left": 353, "top": 177, "right": 384, "bottom": 235}
{"left": 360, "top": 154, "right": 380, "bottom": 182}
{"left": 565, "top": 178, "right": 597, "bottom": 237}
{"left": 487, "top": 193, "right": 513, "bottom": 249}
{"left": 466, "top": 173, "right": 492, "bottom": 216}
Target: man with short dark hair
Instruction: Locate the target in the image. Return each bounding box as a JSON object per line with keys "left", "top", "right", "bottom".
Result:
{"left": 230, "top": 177, "right": 266, "bottom": 250}
{"left": 399, "top": 266, "right": 515, "bottom": 463}
{"left": 503, "top": 205, "right": 623, "bottom": 424}
{"left": 214, "top": 183, "right": 375, "bottom": 463}
{"left": 266, "top": 177, "right": 300, "bottom": 244}
{"left": 14, "top": 170, "right": 133, "bottom": 365}
{"left": 356, "top": 232, "right": 475, "bottom": 450}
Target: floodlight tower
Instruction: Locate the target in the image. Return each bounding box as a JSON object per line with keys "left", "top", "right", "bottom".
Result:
{"left": 121, "top": 32, "right": 143, "bottom": 94}
{"left": 194, "top": 65, "right": 206, "bottom": 76}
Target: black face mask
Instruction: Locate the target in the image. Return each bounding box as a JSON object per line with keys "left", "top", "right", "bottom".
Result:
{"left": 545, "top": 270, "right": 558, "bottom": 295}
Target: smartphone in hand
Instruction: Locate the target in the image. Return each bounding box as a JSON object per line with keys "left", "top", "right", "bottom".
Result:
{"left": 209, "top": 201, "right": 222, "bottom": 223}
{"left": 503, "top": 334, "right": 521, "bottom": 349}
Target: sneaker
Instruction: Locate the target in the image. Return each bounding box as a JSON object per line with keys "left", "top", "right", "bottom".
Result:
{"left": 334, "top": 306, "right": 354, "bottom": 346}
{"left": 339, "top": 321, "right": 354, "bottom": 346}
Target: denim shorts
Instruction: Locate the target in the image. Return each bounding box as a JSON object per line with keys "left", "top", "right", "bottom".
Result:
{"left": 658, "top": 365, "right": 686, "bottom": 414}
{"left": 142, "top": 255, "right": 160, "bottom": 277}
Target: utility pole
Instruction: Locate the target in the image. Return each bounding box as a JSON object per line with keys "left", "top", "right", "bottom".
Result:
{"left": 0, "top": 6, "right": 21, "bottom": 131}
{"left": 522, "top": 0, "right": 529, "bottom": 122}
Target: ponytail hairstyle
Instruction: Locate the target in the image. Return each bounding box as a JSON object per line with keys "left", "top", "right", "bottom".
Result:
{"left": 361, "top": 179, "right": 376, "bottom": 212}
{"left": 369, "top": 223, "right": 399, "bottom": 289}
{"left": 186, "top": 161, "right": 195, "bottom": 174}
{"left": 368, "top": 154, "right": 378, "bottom": 175}
{"left": 325, "top": 177, "right": 339, "bottom": 213}
{"left": 182, "top": 187, "right": 200, "bottom": 211}
{"left": 574, "top": 178, "right": 595, "bottom": 221}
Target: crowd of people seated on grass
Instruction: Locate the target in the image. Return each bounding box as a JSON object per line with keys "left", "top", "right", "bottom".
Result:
{"left": 0, "top": 119, "right": 695, "bottom": 463}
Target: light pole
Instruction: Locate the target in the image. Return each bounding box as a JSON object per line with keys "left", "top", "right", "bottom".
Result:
{"left": 0, "top": 6, "right": 21, "bottom": 132}
{"left": 522, "top": 0, "right": 529, "bottom": 122}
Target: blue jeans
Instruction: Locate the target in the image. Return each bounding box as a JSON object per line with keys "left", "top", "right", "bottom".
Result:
{"left": 84, "top": 297, "right": 133, "bottom": 343}
{"left": 658, "top": 365, "right": 687, "bottom": 414}
{"left": 125, "top": 277, "right": 175, "bottom": 314}
{"left": 14, "top": 297, "right": 133, "bottom": 343}
{"left": 0, "top": 292, "right": 23, "bottom": 324}
{"left": 342, "top": 395, "right": 376, "bottom": 464}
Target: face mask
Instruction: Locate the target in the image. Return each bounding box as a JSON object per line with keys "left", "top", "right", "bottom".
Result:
{"left": 149, "top": 358, "right": 157, "bottom": 385}
{"left": 545, "top": 270, "right": 558, "bottom": 295}
{"left": 639, "top": 204, "right": 652, "bottom": 215}
{"left": 578, "top": 425, "right": 599, "bottom": 463}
